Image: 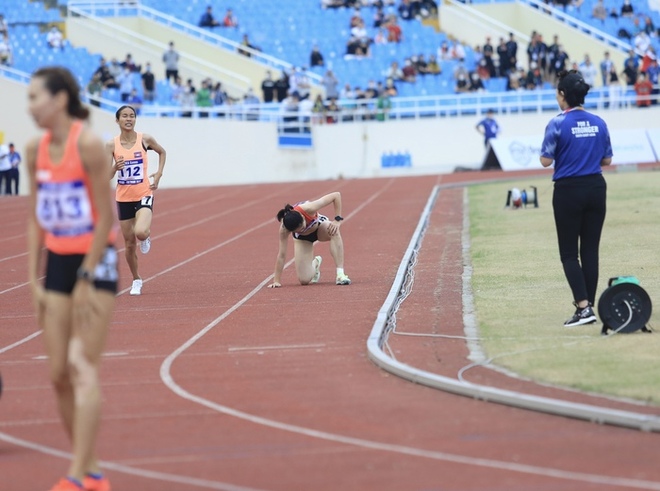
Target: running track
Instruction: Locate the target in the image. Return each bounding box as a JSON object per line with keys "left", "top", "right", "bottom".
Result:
{"left": 1, "top": 171, "right": 659, "bottom": 491}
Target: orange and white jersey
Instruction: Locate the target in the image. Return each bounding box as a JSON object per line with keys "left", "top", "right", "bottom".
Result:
{"left": 114, "top": 132, "right": 151, "bottom": 202}
{"left": 36, "top": 121, "right": 115, "bottom": 254}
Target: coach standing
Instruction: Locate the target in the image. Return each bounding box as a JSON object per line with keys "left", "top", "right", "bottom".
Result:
{"left": 540, "top": 70, "right": 612, "bottom": 327}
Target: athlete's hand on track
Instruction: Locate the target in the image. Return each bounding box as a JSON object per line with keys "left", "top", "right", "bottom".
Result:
{"left": 268, "top": 282, "right": 282, "bottom": 288}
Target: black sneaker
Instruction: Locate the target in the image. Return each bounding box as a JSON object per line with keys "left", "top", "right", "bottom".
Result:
{"left": 564, "top": 304, "right": 597, "bottom": 327}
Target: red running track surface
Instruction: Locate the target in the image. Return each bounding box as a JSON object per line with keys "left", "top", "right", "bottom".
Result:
{"left": 1, "top": 171, "right": 659, "bottom": 491}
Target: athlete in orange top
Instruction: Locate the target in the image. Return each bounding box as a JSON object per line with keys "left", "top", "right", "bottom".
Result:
{"left": 268, "top": 191, "right": 351, "bottom": 287}
{"left": 26, "top": 66, "right": 117, "bottom": 491}
{"left": 107, "top": 105, "right": 166, "bottom": 296}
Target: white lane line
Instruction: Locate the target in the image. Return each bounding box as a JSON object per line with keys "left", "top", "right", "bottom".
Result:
{"left": 31, "top": 351, "right": 128, "bottom": 360}
{"left": 0, "top": 432, "right": 267, "bottom": 491}
{"left": 228, "top": 344, "right": 326, "bottom": 353}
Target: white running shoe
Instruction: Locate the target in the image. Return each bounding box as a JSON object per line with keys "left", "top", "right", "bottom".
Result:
{"left": 336, "top": 273, "right": 351, "bottom": 285}
{"left": 130, "top": 279, "right": 143, "bottom": 296}
{"left": 140, "top": 237, "right": 151, "bottom": 254}
{"left": 310, "top": 256, "right": 322, "bottom": 284}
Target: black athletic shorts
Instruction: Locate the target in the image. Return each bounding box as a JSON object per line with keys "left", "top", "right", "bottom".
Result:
{"left": 293, "top": 215, "right": 327, "bottom": 243}
{"left": 44, "top": 246, "right": 119, "bottom": 294}
{"left": 117, "top": 195, "right": 154, "bottom": 221}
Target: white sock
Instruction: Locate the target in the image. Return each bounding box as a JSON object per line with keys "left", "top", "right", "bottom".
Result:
{"left": 336, "top": 268, "right": 344, "bottom": 276}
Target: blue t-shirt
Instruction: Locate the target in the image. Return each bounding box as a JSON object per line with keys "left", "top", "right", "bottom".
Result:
{"left": 477, "top": 117, "right": 499, "bottom": 143}
{"left": 541, "top": 108, "right": 613, "bottom": 181}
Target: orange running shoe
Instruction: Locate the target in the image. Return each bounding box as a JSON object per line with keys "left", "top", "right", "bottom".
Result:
{"left": 49, "top": 478, "right": 84, "bottom": 491}
{"left": 82, "top": 475, "right": 111, "bottom": 491}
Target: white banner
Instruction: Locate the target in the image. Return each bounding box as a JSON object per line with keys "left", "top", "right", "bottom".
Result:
{"left": 488, "top": 128, "right": 658, "bottom": 171}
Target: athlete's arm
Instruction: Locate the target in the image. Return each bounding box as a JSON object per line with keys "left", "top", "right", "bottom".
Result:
{"left": 268, "top": 225, "right": 290, "bottom": 288}
{"left": 540, "top": 156, "right": 553, "bottom": 168}
{"left": 106, "top": 139, "right": 122, "bottom": 179}
{"left": 143, "top": 133, "right": 166, "bottom": 190}
{"left": 601, "top": 157, "right": 612, "bottom": 166}
{"left": 80, "top": 129, "right": 115, "bottom": 274}
{"left": 304, "top": 191, "right": 343, "bottom": 236}
{"left": 25, "top": 138, "right": 46, "bottom": 327}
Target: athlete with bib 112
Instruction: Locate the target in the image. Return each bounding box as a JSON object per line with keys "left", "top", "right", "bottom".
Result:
{"left": 107, "top": 105, "right": 166, "bottom": 296}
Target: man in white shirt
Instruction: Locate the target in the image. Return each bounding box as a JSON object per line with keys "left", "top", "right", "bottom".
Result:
{"left": 47, "top": 26, "right": 64, "bottom": 50}
{"left": 0, "top": 143, "right": 12, "bottom": 195}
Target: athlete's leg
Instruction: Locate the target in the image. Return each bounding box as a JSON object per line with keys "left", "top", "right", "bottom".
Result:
{"left": 134, "top": 207, "right": 153, "bottom": 242}
{"left": 293, "top": 239, "right": 316, "bottom": 285}
{"left": 42, "top": 292, "right": 75, "bottom": 441}
{"left": 67, "top": 289, "right": 115, "bottom": 478}
{"left": 317, "top": 221, "right": 345, "bottom": 270}
{"left": 120, "top": 218, "right": 139, "bottom": 280}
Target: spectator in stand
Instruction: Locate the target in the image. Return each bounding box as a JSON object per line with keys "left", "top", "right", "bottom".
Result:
{"left": 238, "top": 34, "right": 258, "bottom": 57}
{"left": 426, "top": 54, "right": 441, "bottom": 74}
{"left": 643, "top": 16, "right": 656, "bottom": 37}
{"left": 0, "top": 14, "right": 8, "bottom": 37}
{"left": 506, "top": 67, "right": 522, "bottom": 91}
{"left": 312, "top": 94, "right": 326, "bottom": 124}
{"left": 117, "top": 67, "right": 135, "bottom": 102}
{"left": 476, "top": 58, "right": 490, "bottom": 81}
{"left": 401, "top": 58, "right": 417, "bottom": 82}
{"left": 373, "top": 6, "right": 386, "bottom": 27}
{"left": 449, "top": 39, "right": 466, "bottom": 60}
{"left": 126, "top": 88, "right": 143, "bottom": 114}
{"left": 606, "top": 64, "right": 622, "bottom": 109}
{"left": 292, "top": 67, "right": 311, "bottom": 101}
{"left": 506, "top": 32, "right": 518, "bottom": 72}
{"left": 162, "top": 41, "right": 180, "bottom": 83}
{"left": 275, "top": 71, "right": 290, "bottom": 102}
{"left": 170, "top": 75, "right": 185, "bottom": 104}
{"left": 398, "top": 0, "right": 414, "bottom": 21}
{"left": 385, "top": 15, "right": 402, "bottom": 43}
{"left": 646, "top": 57, "right": 660, "bottom": 104}
{"left": 0, "top": 32, "right": 12, "bottom": 66}
{"left": 86, "top": 72, "right": 103, "bottom": 107}
{"left": 212, "top": 81, "right": 229, "bottom": 107}
{"left": 592, "top": 0, "right": 607, "bottom": 22}
{"left": 376, "top": 90, "right": 392, "bottom": 121}
{"left": 438, "top": 41, "right": 452, "bottom": 61}
{"left": 414, "top": 54, "right": 429, "bottom": 75}
{"left": 525, "top": 62, "right": 543, "bottom": 89}
{"left": 496, "top": 37, "right": 510, "bottom": 76}
{"left": 108, "top": 58, "right": 122, "bottom": 83}
{"left": 196, "top": 79, "right": 212, "bottom": 117}
{"left": 199, "top": 6, "right": 220, "bottom": 28}
{"left": 609, "top": 7, "right": 618, "bottom": 18}
{"left": 599, "top": 51, "right": 613, "bottom": 87}
{"left": 384, "top": 77, "right": 398, "bottom": 96}
{"left": 634, "top": 72, "right": 653, "bottom": 107}
{"left": 482, "top": 36, "right": 497, "bottom": 78}
{"left": 455, "top": 72, "right": 469, "bottom": 93}
{"left": 384, "top": 60, "right": 403, "bottom": 81}
{"left": 469, "top": 71, "right": 485, "bottom": 91}
{"left": 261, "top": 71, "right": 276, "bottom": 103}
{"left": 46, "top": 25, "right": 64, "bottom": 50}
{"left": 141, "top": 62, "right": 155, "bottom": 102}
{"left": 180, "top": 79, "right": 196, "bottom": 118}
{"left": 120, "top": 53, "right": 140, "bottom": 73}
{"left": 620, "top": 0, "right": 633, "bottom": 18}
{"left": 325, "top": 98, "right": 340, "bottom": 123}
{"left": 624, "top": 48, "right": 639, "bottom": 72}
{"left": 546, "top": 35, "right": 560, "bottom": 77}
{"left": 223, "top": 8, "right": 238, "bottom": 28}
{"left": 634, "top": 31, "right": 651, "bottom": 60}
{"left": 310, "top": 45, "right": 324, "bottom": 67}
{"left": 453, "top": 59, "right": 468, "bottom": 80}
{"left": 622, "top": 57, "right": 638, "bottom": 86}
{"left": 373, "top": 27, "right": 387, "bottom": 44}
{"left": 322, "top": 69, "right": 340, "bottom": 100}
{"left": 578, "top": 54, "right": 598, "bottom": 87}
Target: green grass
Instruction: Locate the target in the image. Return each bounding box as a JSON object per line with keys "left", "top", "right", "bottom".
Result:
{"left": 468, "top": 170, "right": 660, "bottom": 404}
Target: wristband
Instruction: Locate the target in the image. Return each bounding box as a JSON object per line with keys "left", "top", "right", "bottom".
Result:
{"left": 76, "top": 268, "right": 95, "bottom": 283}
